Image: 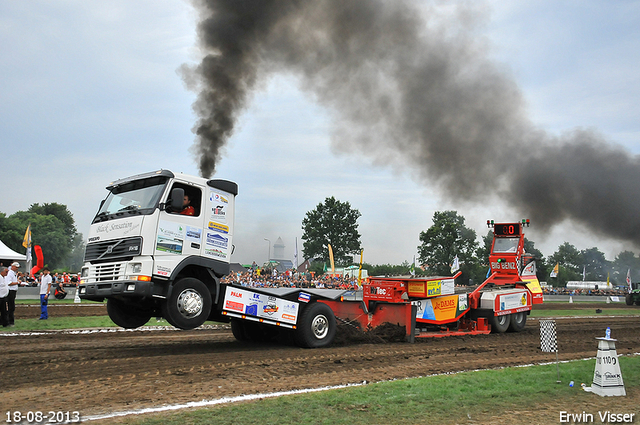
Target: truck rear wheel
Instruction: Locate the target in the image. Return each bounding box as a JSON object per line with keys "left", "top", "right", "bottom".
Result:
{"left": 230, "top": 319, "right": 249, "bottom": 341}
{"left": 626, "top": 294, "right": 634, "bottom": 306}
{"left": 107, "top": 298, "right": 152, "bottom": 329}
{"left": 161, "top": 277, "right": 212, "bottom": 330}
{"left": 489, "top": 314, "right": 511, "bottom": 333}
{"left": 508, "top": 312, "right": 527, "bottom": 332}
{"left": 231, "top": 320, "right": 279, "bottom": 343}
{"left": 294, "top": 302, "right": 336, "bottom": 348}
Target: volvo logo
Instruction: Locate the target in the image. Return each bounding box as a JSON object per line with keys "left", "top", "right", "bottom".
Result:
{"left": 96, "top": 240, "right": 124, "bottom": 260}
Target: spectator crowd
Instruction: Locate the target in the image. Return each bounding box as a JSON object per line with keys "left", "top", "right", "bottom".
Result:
{"left": 221, "top": 267, "right": 362, "bottom": 290}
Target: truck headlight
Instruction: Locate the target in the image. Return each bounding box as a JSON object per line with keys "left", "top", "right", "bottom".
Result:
{"left": 129, "top": 263, "right": 142, "bottom": 274}
{"left": 81, "top": 267, "right": 89, "bottom": 278}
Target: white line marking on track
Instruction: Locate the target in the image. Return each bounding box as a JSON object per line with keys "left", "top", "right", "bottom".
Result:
{"left": 0, "top": 324, "right": 228, "bottom": 337}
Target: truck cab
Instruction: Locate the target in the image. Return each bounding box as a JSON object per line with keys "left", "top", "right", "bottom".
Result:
{"left": 79, "top": 170, "right": 238, "bottom": 330}
{"left": 486, "top": 220, "right": 543, "bottom": 304}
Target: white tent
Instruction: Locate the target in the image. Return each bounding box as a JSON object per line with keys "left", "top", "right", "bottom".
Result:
{"left": 0, "top": 239, "right": 26, "bottom": 262}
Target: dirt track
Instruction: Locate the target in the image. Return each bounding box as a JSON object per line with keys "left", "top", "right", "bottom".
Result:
{"left": 2, "top": 304, "right": 639, "bottom": 423}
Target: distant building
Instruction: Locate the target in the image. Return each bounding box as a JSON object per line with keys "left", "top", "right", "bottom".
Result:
{"left": 297, "top": 259, "right": 311, "bottom": 273}
{"left": 268, "top": 237, "right": 293, "bottom": 272}
{"left": 273, "top": 237, "right": 285, "bottom": 261}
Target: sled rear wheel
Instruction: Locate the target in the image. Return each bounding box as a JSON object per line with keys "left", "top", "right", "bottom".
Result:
{"left": 294, "top": 302, "right": 336, "bottom": 348}
{"left": 508, "top": 312, "right": 526, "bottom": 332}
{"left": 489, "top": 314, "right": 511, "bottom": 333}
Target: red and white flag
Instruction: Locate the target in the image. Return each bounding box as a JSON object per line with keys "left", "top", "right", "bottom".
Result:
{"left": 627, "top": 269, "right": 632, "bottom": 293}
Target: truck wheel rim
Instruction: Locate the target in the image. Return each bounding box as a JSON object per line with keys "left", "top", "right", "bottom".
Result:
{"left": 498, "top": 315, "right": 508, "bottom": 326}
{"left": 312, "top": 314, "right": 329, "bottom": 339}
{"left": 177, "top": 289, "right": 203, "bottom": 318}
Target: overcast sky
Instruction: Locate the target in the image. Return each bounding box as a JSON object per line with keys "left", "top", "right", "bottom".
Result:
{"left": 1, "top": 1, "right": 639, "bottom": 267}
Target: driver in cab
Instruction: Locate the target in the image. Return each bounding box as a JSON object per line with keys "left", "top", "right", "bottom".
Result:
{"left": 179, "top": 194, "right": 195, "bottom": 216}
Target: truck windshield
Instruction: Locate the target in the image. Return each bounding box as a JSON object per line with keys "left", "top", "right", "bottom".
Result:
{"left": 492, "top": 237, "right": 519, "bottom": 254}
{"left": 94, "top": 177, "right": 167, "bottom": 222}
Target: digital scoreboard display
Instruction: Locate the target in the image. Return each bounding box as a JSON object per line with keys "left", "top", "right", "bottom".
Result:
{"left": 494, "top": 223, "right": 521, "bottom": 236}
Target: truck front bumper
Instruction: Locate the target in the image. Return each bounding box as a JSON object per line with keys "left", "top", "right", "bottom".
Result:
{"left": 79, "top": 280, "right": 164, "bottom": 301}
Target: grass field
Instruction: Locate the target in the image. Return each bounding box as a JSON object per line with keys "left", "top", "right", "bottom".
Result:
{"left": 93, "top": 356, "right": 640, "bottom": 425}
{"left": 15, "top": 298, "right": 105, "bottom": 305}
{"left": 1, "top": 315, "right": 178, "bottom": 331}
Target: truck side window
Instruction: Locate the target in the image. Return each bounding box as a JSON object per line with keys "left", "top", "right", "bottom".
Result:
{"left": 170, "top": 184, "right": 201, "bottom": 217}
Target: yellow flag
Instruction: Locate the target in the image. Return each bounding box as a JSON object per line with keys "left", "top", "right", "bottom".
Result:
{"left": 550, "top": 263, "right": 559, "bottom": 278}
{"left": 328, "top": 244, "right": 335, "bottom": 274}
{"left": 22, "top": 224, "right": 31, "bottom": 249}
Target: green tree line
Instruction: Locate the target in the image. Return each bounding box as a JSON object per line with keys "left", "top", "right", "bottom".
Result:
{"left": 302, "top": 199, "right": 639, "bottom": 287}
{"left": 0, "top": 203, "right": 84, "bottom": 271}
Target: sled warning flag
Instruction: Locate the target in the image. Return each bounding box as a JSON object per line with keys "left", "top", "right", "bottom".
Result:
{"left": 540, "top": 320, "right": 558, "bottom": 353}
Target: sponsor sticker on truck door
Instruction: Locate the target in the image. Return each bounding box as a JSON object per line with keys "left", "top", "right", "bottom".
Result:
{"left": 204, "top": 222, "right": 230, "bottom": 259}
{"left": 156, "top": 220, "right": 185, "bottom": 254}
{"left": 209, "top": 191, "right": 229, "bottom": 223}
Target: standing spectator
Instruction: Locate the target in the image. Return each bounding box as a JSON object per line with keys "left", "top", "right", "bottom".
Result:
{"left": 0, "top": 267, "right": 9, "bottom": 327}
{"left": 6, "top": 262, "right": 21, "bottom": 326}
{"left": 39, "top": 267, "right": 52, "bottom": 320}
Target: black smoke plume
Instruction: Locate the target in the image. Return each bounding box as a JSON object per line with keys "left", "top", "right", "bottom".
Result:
{"left": 184, "top": 0, "right": 640, "bottom": 245}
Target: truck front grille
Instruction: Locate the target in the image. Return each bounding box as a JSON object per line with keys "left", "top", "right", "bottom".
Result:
{"left": 93, "top": 263, "right": 124, "bottom": 282}
{"left": 84, "top": 237, "right": 142, "bottom": 264}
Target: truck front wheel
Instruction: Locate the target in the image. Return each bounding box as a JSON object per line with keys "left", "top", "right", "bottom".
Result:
{"left": 107, "top": 298, "right": 152, "bottom": 329}
{"left": 489, "top": 314, "right": 511, "bottom": 333}
{"left": 508, "top": 312, "right": 527, "bottom": 332}
{"left": 294, "top": 302, "right": 336, "bottom": 348}
{"left": 626, "top": 294, "right": 633, "bottom": 306}
{"left": 162, "top": 278, "right": 212, "bottom": 330}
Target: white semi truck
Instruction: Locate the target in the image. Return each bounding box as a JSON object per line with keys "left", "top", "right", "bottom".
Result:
{"left": 79, "top": 170, "right": 236, "bottom": 328}
{"left": 79, "top": 170, "right": 542, "bottom": 348}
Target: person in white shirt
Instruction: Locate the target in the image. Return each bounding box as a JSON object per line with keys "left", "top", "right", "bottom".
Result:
{"left": 40, "top": 267, "right": 52, "bottom": 320}
{"left": 0, "top": 267, "right": 9, "bottom": 327}
{"left": 6, "top": 262, "right": 20, "bottom": 326}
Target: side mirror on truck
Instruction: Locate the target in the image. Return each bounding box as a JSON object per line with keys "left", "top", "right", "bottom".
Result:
{"left": 166, "top": 187, "right": 184, "bottom": 213}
